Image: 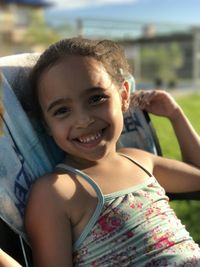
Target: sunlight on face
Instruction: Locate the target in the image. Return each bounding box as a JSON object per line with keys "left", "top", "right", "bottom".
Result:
{"left": 37, "top": 55, "right": 126, "bottom": 163}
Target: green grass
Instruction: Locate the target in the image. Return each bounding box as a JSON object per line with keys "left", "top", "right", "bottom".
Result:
{"left": 150, "top": 92, "right": 200, "bottom": 244}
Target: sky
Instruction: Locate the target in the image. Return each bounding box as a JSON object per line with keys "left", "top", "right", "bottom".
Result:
{"left": 45, "top": 0, "right": 200, "bottom": 26}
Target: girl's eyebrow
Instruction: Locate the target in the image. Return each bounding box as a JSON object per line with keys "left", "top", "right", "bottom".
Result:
{"left": 46, "top": 87, "right": 107, "bottom": 112}
{"left": 47, "top": 98, "right": 70, "bottom": 112}
{"left": 81, "top": 86, "right": 107, "bottom": 96}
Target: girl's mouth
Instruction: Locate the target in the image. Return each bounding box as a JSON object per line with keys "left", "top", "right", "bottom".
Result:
{"left": 73, "top": 129, "right": 105, "bottom": 147}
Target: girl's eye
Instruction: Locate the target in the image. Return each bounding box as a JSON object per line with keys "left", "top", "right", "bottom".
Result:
{"left": 53, "top": 107, "right": 71, "bottom": 117}
{"left": 89, "top": 95, "right": 108, "bottom": 105}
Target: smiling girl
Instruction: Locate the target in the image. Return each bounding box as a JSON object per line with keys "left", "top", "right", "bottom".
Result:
{"left": 25, "top": 38, "right": 200, "bottom": 267}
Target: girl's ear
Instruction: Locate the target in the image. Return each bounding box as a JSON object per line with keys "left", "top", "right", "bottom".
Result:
{"left": 120, "top": 80, "right": 130, "bottom": 112}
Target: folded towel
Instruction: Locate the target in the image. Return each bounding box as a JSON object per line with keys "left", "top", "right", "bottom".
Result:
{"left": 0, "top": 54, "right": 64, "bottom": 242}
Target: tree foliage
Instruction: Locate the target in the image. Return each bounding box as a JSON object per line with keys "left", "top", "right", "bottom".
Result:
{"left": 24, "top": 12, "right": 61, "bottom": 46}
{"left": 140, "top": 42, "right": 183, "bottom": 85}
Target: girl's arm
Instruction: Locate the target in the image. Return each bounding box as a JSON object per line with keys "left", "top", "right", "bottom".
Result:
{"left": 131, "top": 90, "right": 200, "bottom": 167}
{"left": 25, "top": 174, "right": 73, "bottom": 267}
{"left": 151, "top": 153, "right": 200, "bottom": 193}
{"left": 0, "top": 249, "right": 22, "bottom": 267}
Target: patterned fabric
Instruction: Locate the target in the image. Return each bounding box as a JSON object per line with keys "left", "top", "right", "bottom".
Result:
{"left": 57, "top": 159, "right": 200, "bottom": 267}
{"left": 0, "top": 54, "right": 64, "bottom": 242}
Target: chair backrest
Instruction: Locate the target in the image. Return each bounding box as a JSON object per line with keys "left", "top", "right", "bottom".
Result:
{"left": 0, "top": 53, "right": 161, "bottom": 244}
{"left": 0, "top": 53, "right": 65, "bottom": 244}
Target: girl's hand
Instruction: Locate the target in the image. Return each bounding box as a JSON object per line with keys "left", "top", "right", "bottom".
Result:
{"left": 130, "top": 90, "right": 180, "bottom": 120}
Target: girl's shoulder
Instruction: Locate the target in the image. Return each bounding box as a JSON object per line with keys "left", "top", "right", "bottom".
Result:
{"left": 118, "top": 147, "right": 154, "bottom": 174}
{"left": 24, "top": 172, "right": 75, "bottom": 264}
{"left": 25, "top": 172, "right": 77, "bottom": 223}
{"left": 27, "top": 171, "right": 77, "bottom": 205}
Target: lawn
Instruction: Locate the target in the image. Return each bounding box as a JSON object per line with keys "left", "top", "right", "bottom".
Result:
{"left": 150, "top": 91, "right": 200, "bottom": 244}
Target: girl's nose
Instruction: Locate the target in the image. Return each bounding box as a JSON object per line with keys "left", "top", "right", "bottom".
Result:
{"left": 75, "top": 111, "right": 94, "bottom": 128}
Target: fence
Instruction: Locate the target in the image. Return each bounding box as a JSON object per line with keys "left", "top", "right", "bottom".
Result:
{"left": 50, "top": 17, "right": 200, "bottom": 89}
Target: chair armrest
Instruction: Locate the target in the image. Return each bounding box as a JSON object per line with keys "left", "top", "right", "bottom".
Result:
{"left": 0, "top": 219, "right": 32, "bottom": 266}
{"left": 167, "top": 191, "right": 200, "bottom": 201}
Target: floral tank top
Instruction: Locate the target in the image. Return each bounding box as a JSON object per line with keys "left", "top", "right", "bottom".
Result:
{"left": 56, "top": 155, "right": 200, "bottom": 266}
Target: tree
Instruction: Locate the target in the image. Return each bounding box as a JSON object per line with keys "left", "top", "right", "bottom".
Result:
{"left": 140, "top": 42, "right": 183, "bottom": 87}
{"left": 24, "top": 11, "right": 61, "bottom": 47}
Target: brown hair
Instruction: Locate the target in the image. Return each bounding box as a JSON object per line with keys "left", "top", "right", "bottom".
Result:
{"left": 29, "top": 37, "right": 130, "bottom": 118}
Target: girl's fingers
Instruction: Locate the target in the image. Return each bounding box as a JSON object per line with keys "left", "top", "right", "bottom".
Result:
{"left": 130, "top": 91, "right": 141, "bottom": 108}
{"left": 136, "top": 90, "right": 155, "bottom": 107}
{"left": 130, "top": 90, "right": 159, "bottom": 109}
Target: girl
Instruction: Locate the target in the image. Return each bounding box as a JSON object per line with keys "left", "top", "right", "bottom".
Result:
{"left": 25, "top": 38, "right": 200, "bottom": 267}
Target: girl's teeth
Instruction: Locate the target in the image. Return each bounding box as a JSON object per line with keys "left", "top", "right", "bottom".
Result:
{"left": 79, "top": 132, "right": 101, "bottom": 143}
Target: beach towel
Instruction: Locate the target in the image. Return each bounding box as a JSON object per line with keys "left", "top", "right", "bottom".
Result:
{"left": 0, "top": 54, "right": 64, "bottom": 243}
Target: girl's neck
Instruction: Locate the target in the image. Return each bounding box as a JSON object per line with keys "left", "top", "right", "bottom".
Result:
{"left": 64, "top": 150, "right": 119, "bottom": 170}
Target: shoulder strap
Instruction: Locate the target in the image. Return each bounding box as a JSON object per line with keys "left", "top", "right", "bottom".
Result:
{"left": 56, "top": 163, "right": 104, "bottom": 201}
{"left": 55, "top": 163, "right": 104, "bottom": 249}
{"left": 119, "top": 153, "right": 153, "bottom": 177}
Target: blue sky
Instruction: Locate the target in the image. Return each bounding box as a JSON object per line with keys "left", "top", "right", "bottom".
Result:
{"left": 46, "top": 0, "right": 200, "bottom": 26}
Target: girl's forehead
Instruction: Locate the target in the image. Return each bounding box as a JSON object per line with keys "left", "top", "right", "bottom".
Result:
{"left": 38, "top": 55, "right": 114, "bottom": 96}
{"left": 56, "top": 55, "right": 104, "bottom": 73}
{"left": 41, "top": 55, "right": 111, "bottom": 86}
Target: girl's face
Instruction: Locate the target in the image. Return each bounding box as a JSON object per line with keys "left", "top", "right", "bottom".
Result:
{"left": 38, "top": 55, "right": 129, "bottom": 165}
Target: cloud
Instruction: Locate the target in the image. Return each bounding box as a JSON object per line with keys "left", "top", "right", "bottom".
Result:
{"left": 50, "top": 0, "right": 137, "bottom": 8}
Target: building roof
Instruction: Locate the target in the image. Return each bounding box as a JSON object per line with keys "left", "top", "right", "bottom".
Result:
{"left": 0, "top": 0, "right": 52, "bottom": 7}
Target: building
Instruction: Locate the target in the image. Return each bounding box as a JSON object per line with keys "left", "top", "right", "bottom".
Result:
{"left": 0, "top": 0, "right": 52, "bottom": 56}
{"left": 119, "top": 28, "right": 200, "bottom": 88}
